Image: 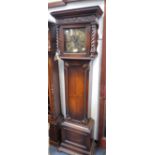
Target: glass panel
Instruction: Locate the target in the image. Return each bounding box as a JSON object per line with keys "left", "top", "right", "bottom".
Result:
{"left": 64, "top": 28, "right": 86, "bottom": 53}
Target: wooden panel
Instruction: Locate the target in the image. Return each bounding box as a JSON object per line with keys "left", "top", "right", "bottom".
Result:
{"left": 65, "top": 60, "right": 90, "bottom": 121}
{"left": 62, "top": 127, "right": 90, "bottom": 150}
{"left": 68, "top": 66, "right": 84, "bottom": 120}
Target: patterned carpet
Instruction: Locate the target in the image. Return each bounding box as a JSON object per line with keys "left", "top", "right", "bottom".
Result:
{"left": 49, "top": 146, "right": 106, "bottom": 155}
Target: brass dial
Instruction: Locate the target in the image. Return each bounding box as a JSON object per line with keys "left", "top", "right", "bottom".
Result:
{"left": 64, "top": 28, "right": 86, "bottom": 53}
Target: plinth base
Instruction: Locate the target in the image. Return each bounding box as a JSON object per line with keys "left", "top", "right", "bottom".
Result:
{"left": 59, "top": 141, "right": 95, "bottom": 155}
{"left": 59, "top": 119, "right": 94, "bottom": 155}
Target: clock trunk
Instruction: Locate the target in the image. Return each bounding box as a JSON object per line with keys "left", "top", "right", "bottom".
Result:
{"left": 64, "top": 60, "right": 90, "bottom": 123}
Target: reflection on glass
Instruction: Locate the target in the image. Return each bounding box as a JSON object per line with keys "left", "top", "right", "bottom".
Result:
{"left": 64, "top": 28, "right": 86, "bottom": 53}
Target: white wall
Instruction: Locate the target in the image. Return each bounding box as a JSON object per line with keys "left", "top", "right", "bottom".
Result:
{"left": 48, "top": 0, "right": 104, "bottom": 140}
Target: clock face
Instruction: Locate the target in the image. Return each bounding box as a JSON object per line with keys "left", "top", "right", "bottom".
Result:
{"left": 64, "top": 28, "right": 86, "bottom": 53}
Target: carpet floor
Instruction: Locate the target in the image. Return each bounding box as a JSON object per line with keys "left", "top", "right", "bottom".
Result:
{"left": 49, "top": 146, "right": 106, "bottom": 155}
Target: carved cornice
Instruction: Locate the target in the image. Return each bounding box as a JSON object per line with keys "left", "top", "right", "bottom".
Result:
{"left": 51, "top": 6, "right": 103, "bottom": 19}
{"left": 56, "top": 16, "right": 98, "bottom": 25}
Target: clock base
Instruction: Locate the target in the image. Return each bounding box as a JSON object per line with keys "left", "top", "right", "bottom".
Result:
{"left": 59, "top": 119, "right": 94, "bottom": 155}
{"left": 58, "top": 141, "right": 95, "bottom": 155}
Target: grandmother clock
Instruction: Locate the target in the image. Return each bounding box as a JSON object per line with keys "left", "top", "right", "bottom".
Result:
{"left": 52, "top": 6, "right": 103, "bottom": 155}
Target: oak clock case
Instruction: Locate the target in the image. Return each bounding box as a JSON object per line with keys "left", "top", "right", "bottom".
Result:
{"left": 51, "top": 6, "right": 103, "bottom": 155}
{"left": 48, "top": 22, "right": 63, "bottom": 146}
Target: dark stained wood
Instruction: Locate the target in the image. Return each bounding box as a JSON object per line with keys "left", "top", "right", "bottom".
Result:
{"left": 48, "top": 22, "right": 56, "bottom": 53}
{"left": 51, "top": 6, "right": 103, "bottom": 19}
{"left": 48, "top": 22, "right": 63, "bottom": 146}
{"left": 52, "top": 6, "right": 102, "bottom": 60}
{"left": 52, "top": 6, "right": 103, "bottom": 154}
{"left": 64, "top": 60, "right": 90, "bottom": 122}
{"left": 59, "top": 119, "right": 95, "bottom": 155}
{"left": 49, "top": 116, "right": 63, "bottom": 146}
{"left": 98, "top": 0, "right": 106, "bottom": 149}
